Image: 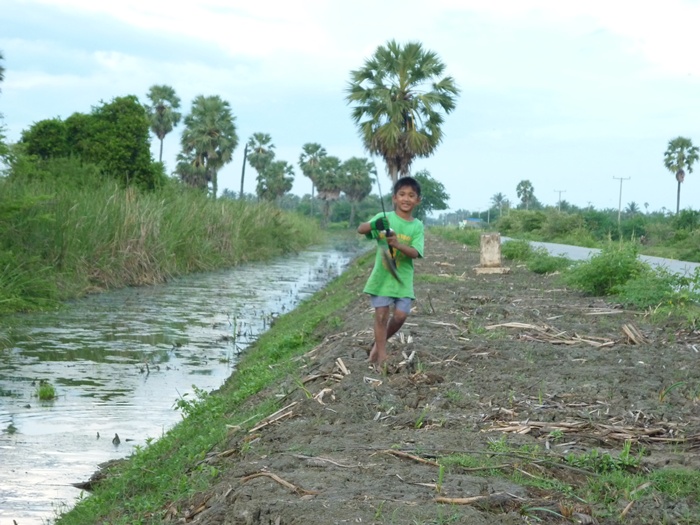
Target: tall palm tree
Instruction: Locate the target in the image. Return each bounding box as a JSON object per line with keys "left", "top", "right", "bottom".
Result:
{"left": 145, "top": 85, "right": 181, "bottom": 163}
{"left": 256, "top": 160, "right": 294, "bottom": 202}
{"left": 340, "top": 157, "right": 374, "bottom": 226}
{"left": 491, "top": 192, "right": 506, "bottom": 218}
{"left": 663, "top": 136, "right": 699, "bottom": 215}
{"left": 516, "top": 180, "right": 535, "bottom": 210}
{"left": 247, "top": 132, "right": 275, "bottom": 188}
{"left": 299, "top": 143, "right": 327, "bottom": 214}
{"left": 346, "top": 40, "right": 460, "bottom": 185}
{"left": 180, "top": 95, "right": 238, "bottom": 198}
{"left": 315, "top": 156, "right": 342, "bottom": 227}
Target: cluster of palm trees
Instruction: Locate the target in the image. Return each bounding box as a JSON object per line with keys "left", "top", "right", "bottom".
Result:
{"left": 140, "top": 39, "right": 460, "bottom": 210}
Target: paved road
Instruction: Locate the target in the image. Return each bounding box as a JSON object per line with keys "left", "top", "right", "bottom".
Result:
{"left": 503, "top": 238, "right": 700, "bottom": 277}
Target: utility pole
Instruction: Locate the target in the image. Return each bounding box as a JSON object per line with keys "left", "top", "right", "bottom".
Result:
{"left": 613, "top": 176, "right": 630, "bottom": 225}
{"left": 554, "top": 189, "right": 566, "bottom": 212}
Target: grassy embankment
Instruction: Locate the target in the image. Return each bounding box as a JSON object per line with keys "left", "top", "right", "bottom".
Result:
{"left": 0, "top": 176, "right": 318, "bottom": 317}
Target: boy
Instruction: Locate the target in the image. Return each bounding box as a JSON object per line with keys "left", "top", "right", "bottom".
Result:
{"left": 357, "top": 176, "right": 424, "bottom": 366}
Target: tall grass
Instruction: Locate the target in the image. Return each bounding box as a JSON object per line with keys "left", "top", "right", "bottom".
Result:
{"left": 0, "top": 176, "right": 318, "bottom": 313}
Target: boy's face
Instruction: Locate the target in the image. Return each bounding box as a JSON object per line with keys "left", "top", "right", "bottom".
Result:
{"left": 392, "top": 185, "right": 421, "bottom": 214}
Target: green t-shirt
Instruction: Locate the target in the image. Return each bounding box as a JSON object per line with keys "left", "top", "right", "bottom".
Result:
{"left": 363, "top": 211, "right": 424, "bottom": 299}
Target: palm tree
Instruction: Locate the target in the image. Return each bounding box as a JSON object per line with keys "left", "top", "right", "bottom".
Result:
{"left": 180, "top": 95, "right": 238, "bottom": 198}
{"left": 299, "top": 143, "right": 327, "bottom": 214}
{"left": 256, "top": 160, "right": 294, "bottom": 202}
{"left": 625, "top": 201, "right": 640, "bottom": 215}
{"left": 174, "top": 151, "right": 208, "bottom": 190}
{"left": 346, "top": 40, "right": 460, "bottom": 185}
{"left": 516, "top": 180, "right": 535, "bottom": 210}
{"left": 340, "top": 157, "right": 374, "bottom": 226}
{"left": 491, "top": 192, "right": 506, "bottom": 218}
{"left": 663, "top": 136, "right": 699, "bottom": 215}
{"left": 315, "top": 156, "right": 342, "bottom": 227}
{"left": 247, "top": 133, "right": 275, "bottom": 186}
{"left": 145, "top": 85, "right": 181, "bottom": 163}
{"left": 0, "top": 50, "right": 4, "bottom": 88}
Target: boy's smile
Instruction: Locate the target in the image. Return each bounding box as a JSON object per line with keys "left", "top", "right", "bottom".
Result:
{"left": 393, "top": 187, "right": 421, "bottom": 217}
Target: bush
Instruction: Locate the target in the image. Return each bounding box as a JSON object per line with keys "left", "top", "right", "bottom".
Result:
{"left": 526, "top": 248, "right": 572, "bottom": 274}
{"left": 562, "top": 243, "right": 649, "bottom": 296}
{"left": 501, "top": 239, "right": 534, "bottom": 261}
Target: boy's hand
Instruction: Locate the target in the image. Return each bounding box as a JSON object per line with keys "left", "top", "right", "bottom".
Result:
{"left": 370, "top": 217, "right": 389, "bottom": 232}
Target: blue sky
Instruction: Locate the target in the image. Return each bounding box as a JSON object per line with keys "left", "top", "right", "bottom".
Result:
{"left": 2, "top": 0, "right": 700, "bottom": 214}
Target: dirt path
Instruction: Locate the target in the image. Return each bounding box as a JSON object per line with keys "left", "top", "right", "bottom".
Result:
{"left": 181, "top": 233, "right": 700, "bottom": 525}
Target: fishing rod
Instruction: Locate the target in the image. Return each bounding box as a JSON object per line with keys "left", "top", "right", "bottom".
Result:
{"left": 373, "top": 161, "right": 401, "bottom": 283}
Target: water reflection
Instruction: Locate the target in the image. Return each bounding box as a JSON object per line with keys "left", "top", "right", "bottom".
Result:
{"left": 0, "top": 243, "right": 362, "bottom": 524}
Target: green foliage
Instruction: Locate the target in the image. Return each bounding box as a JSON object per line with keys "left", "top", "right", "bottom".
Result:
{"left": 17, "top": 96, "right": 162, "bottom": 190}
{"left": 430, "top": 225, "right": 481, "bottom": 247}
{"left": 0, "top": 175, "right": 318, "bottom": 313}
{"left": 346, "top": 40, "right": 459, "bottom": 183}
{"left": 35, "top": 380, "right": 56, "bottom": 400}
{"left": 412, "top": 169, "right": 449, "bottom": 221}
{"left": 501, "top": 239, "right": 534, "bottom": 261}
{"left": 565, "top": 441, "right": 642, "bottom": 474}
{"left": 526, "top": 248, "right": 571, "bottom": 274}
{"left": 540, "top": 211, "right": 585, "bottom": 239}
{"left": 562, "top": 243, "right": 648, "bottom": 296}
{"left": 20, "top": 118, "right": 69, "bottom": 159}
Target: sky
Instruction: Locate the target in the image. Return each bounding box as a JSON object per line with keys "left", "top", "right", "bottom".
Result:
{"left": 2, "top": 0, "right": 700, "bottom": 215}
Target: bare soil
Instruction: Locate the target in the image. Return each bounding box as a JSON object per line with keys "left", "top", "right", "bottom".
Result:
{"left": 174, "top": 234, "right": 700, "bottom": 524}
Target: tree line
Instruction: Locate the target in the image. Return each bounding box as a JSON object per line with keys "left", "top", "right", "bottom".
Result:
{"left": 1, "top": 40, "right": 460, "bottom": 227}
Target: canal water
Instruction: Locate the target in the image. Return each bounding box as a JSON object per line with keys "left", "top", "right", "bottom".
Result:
{"left": 0, "top": 241, "right": 364, "bottom": 524}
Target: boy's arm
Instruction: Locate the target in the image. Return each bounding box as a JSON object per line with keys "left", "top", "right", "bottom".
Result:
{"left": 357, "top": 222, "right": 371, "bottom": 235}
{"left": 387, "top": 234, "right": 420, "bottom": 259}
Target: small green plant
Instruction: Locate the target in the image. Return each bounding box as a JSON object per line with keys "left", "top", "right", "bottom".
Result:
{"left": 436, "top": 464, "right": 445, "bottom": 493}
{"left": 548, "top": 429, "right": 564, "bottom": 442}
{"left": 565, "top": 441, "right": 642, "bottom": 474}
{"left": 659, "top": 381, "right": 686, "bottom": 402}
{"left": 35, "top": 380, "right": 56, "bottom": 400}
{"left": 415, "top": 407, "right": 430, "bottom": 429}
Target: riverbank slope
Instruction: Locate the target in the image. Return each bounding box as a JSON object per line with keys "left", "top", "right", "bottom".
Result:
{"left": 58, "top": 232, "right": 700, "bottom": 525}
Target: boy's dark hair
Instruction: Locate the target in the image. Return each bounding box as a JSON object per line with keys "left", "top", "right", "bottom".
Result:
{"left": 393, "top": 176, "right": 421, "bottom": 197}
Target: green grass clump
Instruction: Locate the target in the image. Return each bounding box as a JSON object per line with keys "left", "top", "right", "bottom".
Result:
{"left": 35, "top": 380, "right": 56, "bottom": 400}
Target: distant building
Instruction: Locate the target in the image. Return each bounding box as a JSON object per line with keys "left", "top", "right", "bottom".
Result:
{"left": 458, "top": 218, "right": 484, "bottom": 229}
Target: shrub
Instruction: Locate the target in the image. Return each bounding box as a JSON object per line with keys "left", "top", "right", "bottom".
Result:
{"left": 526, "top": 248, "right": 572, "bottom": 274}
{"left": 501, "top": 239, "right": 534, "bottom": 261}
{"left": 562, "top": 243, "right": 649, "bottom": 296}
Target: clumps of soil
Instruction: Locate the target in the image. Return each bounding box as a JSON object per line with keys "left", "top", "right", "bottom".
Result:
{"left": 169, "top": 234, "right": 700, "bottom": 525}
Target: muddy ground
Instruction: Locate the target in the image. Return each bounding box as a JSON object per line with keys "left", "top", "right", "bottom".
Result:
{"left": 172, "top": 234, "right": 700, "bottom": 524}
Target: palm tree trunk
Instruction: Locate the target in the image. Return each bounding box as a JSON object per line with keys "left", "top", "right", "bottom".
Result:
{"left": 159, "top": 139, "right": 164, "bottom": 163}
{"left": 676, "top": 180, "right": 682, "bottom": 215}
{"left": 240, "top": 145, "right": 248, "bottom": 200}
{"left": 349, "top": 202, "right": 356, "bottom": 227}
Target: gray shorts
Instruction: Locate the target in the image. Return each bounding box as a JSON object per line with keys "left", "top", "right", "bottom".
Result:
{"left": 369, "top": 295, "right": 413, "bottom": 313}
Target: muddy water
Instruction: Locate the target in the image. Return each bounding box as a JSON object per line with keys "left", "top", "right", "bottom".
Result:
{"left": 0, "top": 243, "right": 363, "bottom": 524}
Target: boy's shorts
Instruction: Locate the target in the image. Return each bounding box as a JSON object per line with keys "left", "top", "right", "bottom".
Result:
{"left": 369, "top": 295, "right": 413, "bottom": 313}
